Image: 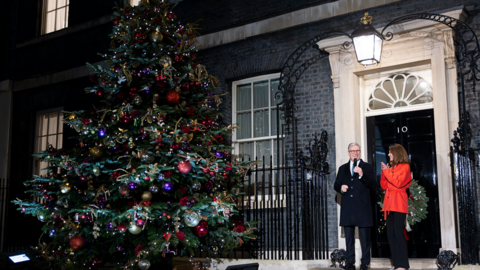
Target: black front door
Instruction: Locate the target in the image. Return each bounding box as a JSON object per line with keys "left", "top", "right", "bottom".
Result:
{"left": 367, "top": 109, "right": 441, "bottom": 258}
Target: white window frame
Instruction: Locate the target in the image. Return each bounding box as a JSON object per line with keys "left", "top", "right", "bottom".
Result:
{"left": 42, "top": 0, "right": 70, "bottom": 35}
{"left": 33, "top": 108, "right": 64, "bottom": 177}
{"left": 232, "top": 73, "right": 284, "bottom": 162}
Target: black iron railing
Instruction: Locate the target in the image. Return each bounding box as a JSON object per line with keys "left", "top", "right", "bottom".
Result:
{"left": 233, "top": 131, "right": 330, "bottom": 260}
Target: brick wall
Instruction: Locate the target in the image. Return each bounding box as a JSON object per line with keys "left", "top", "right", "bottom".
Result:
{"left": 175, "top": 0, "right": 337, "bottom": 35}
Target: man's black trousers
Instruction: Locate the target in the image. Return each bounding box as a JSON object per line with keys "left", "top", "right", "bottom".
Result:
{"left": 344, "top": 226, "right": 372, "bottom": 266}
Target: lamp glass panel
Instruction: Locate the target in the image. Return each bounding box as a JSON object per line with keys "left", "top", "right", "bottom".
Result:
{"left": 374, "top": 35, "right": 382, "bottom": 63}
{"left": 353, "top": 35, "right": 375, "bottom": 62}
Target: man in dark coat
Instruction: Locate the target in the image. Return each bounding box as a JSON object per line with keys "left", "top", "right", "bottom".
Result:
{"left": 334, "top": 143, "right": 376, "bottom": 270}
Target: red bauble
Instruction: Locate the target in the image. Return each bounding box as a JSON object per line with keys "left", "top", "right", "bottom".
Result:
{"left": 168, "top": 12, "right": 175, "bottom": 19}
{"left": 166, "top": 90, "right": 180, "bottom": 104}
{"left": 69, "top": 235, "right": 85, "bottom": 250}
{"left": 113, "top": 19, "right": 119, "bottom": 25}
{"left": 177, "top": 159, "right": 192, "bottom": 174}
{"left": 193, "top": 220, "right": 208, "bottom": 237}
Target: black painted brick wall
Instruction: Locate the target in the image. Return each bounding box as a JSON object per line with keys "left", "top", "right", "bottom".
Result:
{"left": 175, "top": 0, "right": 337, "bottom": 35}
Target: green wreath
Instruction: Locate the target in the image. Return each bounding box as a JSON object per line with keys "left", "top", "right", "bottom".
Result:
{"left": 377, "top": 179, "right": 429, "bottom": 232}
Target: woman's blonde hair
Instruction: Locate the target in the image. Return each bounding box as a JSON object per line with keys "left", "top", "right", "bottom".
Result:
{"left": 389, "top": 144, "right": 409, "bottom": 165}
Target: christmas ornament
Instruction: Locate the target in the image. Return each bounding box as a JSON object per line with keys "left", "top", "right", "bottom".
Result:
{"left": 177, "top": 159, "right": 192, "bottom": 174}
{"left": 98, "top": 127, "right": 107, "bottom": 137}
{"left": 193, "top": 220, "right": 208, "bottom": 237}
{"left": 127, "top": 182, "right": 138, "bottom": 190}
{"left": 149, "top": 185, "right": 159, "bottom": 193}
{"left": 137, "top": 219, "right": 146, "bottom": 226}
{"left": 116, "top": 246, "right": 125, "bottom": 253}
{"left": 184, "top": 212, "right": 200, "bottom": 227}
{"left": 128, "top": 223, "right": 142, "bottom": 234}
{"left": 149, "top": 31, "right": 163, "bottom": 42}
{"left": 37, "top": 213, "right": 46, "bottom": 222}
{"left": 60, "top": 183, "right": 71, "bottom": 194}
{"left": 162, "top": 181, "right": 173, "bottom": 192}
{"left": 138, "top": 259, "right": 151, "bottom": 270}
{"left": 69, "top": 235, "right": 85, "bottom": 250}
{"left": 166, "top": 90, "right": 180, "bottom": 104}
{"left": 141, "top": 191, "right": 153, "bottom": 201}
{"left": 89, "top": 146, "right": 103, "bottom": 159}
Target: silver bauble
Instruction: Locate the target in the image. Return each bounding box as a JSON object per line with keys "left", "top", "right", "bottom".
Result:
{"left": 184, "top": 212, "right": 201, "bottom": 227}
{"left": 138, "top": 259, "right": 151, "bottom": 270}
{"left": 128, "top": 223, "right": 142, "bottom": 235}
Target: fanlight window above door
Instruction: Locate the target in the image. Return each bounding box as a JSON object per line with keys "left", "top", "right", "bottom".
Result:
{"left": 367, "top": 73, "right": 433, "bottom": 111}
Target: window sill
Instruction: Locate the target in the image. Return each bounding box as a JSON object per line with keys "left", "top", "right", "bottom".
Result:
{"left": 16, "top": 14, "right": 111, "bottom": 49}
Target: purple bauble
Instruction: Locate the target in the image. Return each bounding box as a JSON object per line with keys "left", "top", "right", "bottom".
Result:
{"left": 127, "top": 181, "right": 138, "bottom": 190}
{"left": 162, "top": 181, "right": 173, "bottom": 192}
{"left": 98, "top": 127, "right": 107, "bottom": 137}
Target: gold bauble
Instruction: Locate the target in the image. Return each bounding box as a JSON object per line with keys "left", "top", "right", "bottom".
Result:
{"left": 141, "top": 191, "right": 153, "bottom": 201}
{"left": 128, "top": 223, "right": 142, "bottom": 234}
{"left": 149, "top": 31, "right": 163, "bottom": 42}
{"left": 89, "top": 146, "right": 103, "bottom": 159}
{"left": 60, "top": 183, "right": 71, "bottom": 194}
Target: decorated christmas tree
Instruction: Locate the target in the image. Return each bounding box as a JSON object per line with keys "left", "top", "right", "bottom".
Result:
{"left": 12, "top": 0, "right": 256, "bottom": 269}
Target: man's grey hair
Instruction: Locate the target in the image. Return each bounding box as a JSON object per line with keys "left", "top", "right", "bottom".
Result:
{"left": 348, "top": 142, "right": 361, "bottom": 151}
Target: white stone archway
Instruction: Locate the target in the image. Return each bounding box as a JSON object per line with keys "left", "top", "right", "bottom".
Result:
{"left": 317, "top": 8, "right": 466, "bottom": 261}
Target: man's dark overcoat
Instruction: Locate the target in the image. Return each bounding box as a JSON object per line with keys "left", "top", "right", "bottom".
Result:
{"left": 334, "top": 160, "right": 376, "bottom": 227}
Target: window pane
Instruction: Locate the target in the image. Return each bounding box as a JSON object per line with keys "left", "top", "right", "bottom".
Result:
{"left": 236, "top": 112, "right": 251, "bottom": 139}
{"left": 270, "top": 78, "right": 281, "bottom": 105}
{"left": 131, "top": 0, "right": 141, "bottom": 6}
{"left": 48, "top": 113, "right": 58, "bottom": 134}
{"left": 38, "top": 161, "right": 49, "bottom": 176}
{"left": 254, "top": 109, "right": 269, "bottom": 137}
{"left": 47, "top": 0, "right": 56, "bottom": 11}
{"left": 57, "top": 0, "right": 66, "bottom": 7}
{"left": 57, "top": 134, "right": 63, "bottom": 148}
{"left": 37, "top": 115, "right": 46, "bottom": 136}
{"left": 46, "top": 11, "right": 56, "bottom": 33}
{"left": 56, "top": 8, "right": 66, "bottom": 30}
{"left": 236, "top": 84, "right": 251, "bottom": 111}
{"left": 239, "top": 142, "right": 254, "bottom": 161}
{"left": 253, "top": 80, "right": 269, "bottom": 109}
{"left": 48, "top": 135, "right": 57, "bottom": 148}
{"left": 58, "top": 113, "right": 64, "bottom": 133}
{"left": 256, "top": 140, "right": 271, "bottom": 164}
{"left": 38, "top": 136, "right": 47, "bottom": 152}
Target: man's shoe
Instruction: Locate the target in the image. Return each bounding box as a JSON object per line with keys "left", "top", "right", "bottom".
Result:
{"left": 360, "top": 264, "right": 368, "bottom": 270}
{"left": 345, "top": 263, "right": 355, "bottom": 270}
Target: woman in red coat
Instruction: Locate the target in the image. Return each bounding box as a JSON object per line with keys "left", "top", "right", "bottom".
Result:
{"left": 380, "top": 144, "right": 412, "bottom": 270}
